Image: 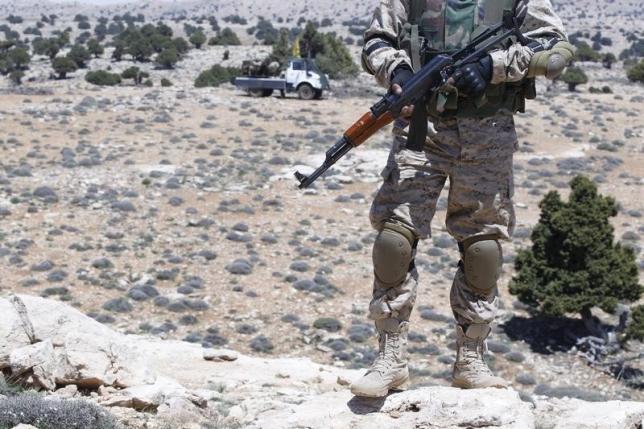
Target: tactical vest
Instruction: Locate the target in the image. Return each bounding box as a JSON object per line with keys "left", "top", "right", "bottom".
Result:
{"left": 400, "top": 0, "right": 536, "bottom": 119}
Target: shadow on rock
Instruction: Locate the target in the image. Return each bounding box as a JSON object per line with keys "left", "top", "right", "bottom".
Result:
{"left": 501, "top": 314, "right": 594, "bottom": 354}
{"left": 347, "top": 395, "right": 387, "bottom": 415}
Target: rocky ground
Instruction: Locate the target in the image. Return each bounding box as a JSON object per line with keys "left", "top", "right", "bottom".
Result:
{"left": 0, "top": 1, "right": 643, "bottom": 427}
{"left": 2, "top": 295, "right": 644, "bottom": 429}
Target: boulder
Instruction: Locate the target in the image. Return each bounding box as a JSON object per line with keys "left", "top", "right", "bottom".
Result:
{"left": 534, "top": 397, "right": 644, "bottom": 428}
{"left": 202, "top": 348, "right": 239, "bottom": 362}
{"left": 9, "top": 340, "right": 57, "bottom": 390}
{"left": 251, "top": 386, "right": 535, "bottom": 429}
{"left": 0, "top": 295, "right": 154, "bottom": 389}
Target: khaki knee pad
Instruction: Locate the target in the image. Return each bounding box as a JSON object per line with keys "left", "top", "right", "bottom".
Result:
{"left": 373, "top": 222, "right": 416, "bottom": 286}
{"left": 462, "top": 238, "right": 502, "bottom": 292}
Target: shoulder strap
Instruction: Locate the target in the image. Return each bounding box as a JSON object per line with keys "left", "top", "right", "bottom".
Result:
{"left": 407, "top": 0, "right": 428, "bottom": 71}
{"left": 408, "top": 0, "right": 427, "bottom": 24}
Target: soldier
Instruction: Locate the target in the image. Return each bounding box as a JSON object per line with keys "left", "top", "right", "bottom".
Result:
{"left": 351, "top": 0, "right": 573, "bottom": 397}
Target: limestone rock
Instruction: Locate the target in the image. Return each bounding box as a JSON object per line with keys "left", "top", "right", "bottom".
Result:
{"left": 535, "top": 397, "right": 644, "bottom": 429}
{"left": 203, "top": 348, "right": 239, "bottom": 362}
{"left": 100, "top": 376, "right": 204, "bottom": 411}
{"left": 9, "top": 340, "right": 57, "bottom": 390}
{"left": 0, "top": 295, "right": 154, "bottom": 390}
{"left": 251, "top": 386, "right": 535, "bottom": 429}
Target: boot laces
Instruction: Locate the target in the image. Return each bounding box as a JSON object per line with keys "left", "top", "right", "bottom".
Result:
{"left": 370, "top": 332, "right": 400, "bottom": 374}
{"left": 460, "top": 339, "right": 492, "bottom": 375}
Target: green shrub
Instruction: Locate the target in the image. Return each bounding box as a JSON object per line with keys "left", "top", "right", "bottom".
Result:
{"left": 509, "top": 176, "right": 641, "bottom": 319}
{"left": 313, "top": 317, "right": 342, "bottom": 332}
{"left": 161, "top": 78, "right": 173, "bottom": 87}
{"left": 33, "top": 37, "right": 60, "bottom": 59}
{"left": 143, "top": 79, "right": 153, "bottom": 87}
{"left": 627, "top": 60, "right": 644, "bottom": 83}
{"left": 299, "top": 21, "right": 358, "bottom": 78}
{"left": 51, "top": 56, "right": 77, "bottom": 79}
{"left": 574, "top": 41, "right": 601, "bottom": 62}
{"left": 624, "top": 305, "right": 644, "bottom": 342}
{"left": 0, "top": 394, "right": 118, "bottom": 429}
{"left": 87, "top": 38, "right": 104, "bottom": 58}
{"left": 155, "top": 47, "right": 179, "bottom": 69}
{"left": 194, "top": 64, "right": 240, "bottom": 88}
{"left": 68, "top": 44, "right": 90, "bottom": 68}
{"left": 189, "top": 31, "right": 206, "bottom": 49}
{"left": 9, "top": 69, "right": 24, "bottom": 85}
{"left": 209, "top": 28, "right": 241, "bottom": 46}
{"left": 85, "top": 70, "right": 122, "bottom": 86}
{"left": 561, "top": 66, "right": 588, "bottom": 92}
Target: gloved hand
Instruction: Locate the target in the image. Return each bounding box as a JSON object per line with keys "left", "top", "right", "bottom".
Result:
{"left": 390, "top": 64, "right": 414, "bottom": 89}
{"left": 390, "top": 65, "right": 415, "bottom": 117}
{"left": 452, "top": 55, "right": 493, "bottom": 97}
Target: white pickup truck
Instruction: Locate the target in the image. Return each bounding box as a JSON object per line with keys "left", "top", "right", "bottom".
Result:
{"left": 233, "top": 59, "right": 331, "bottom": 100}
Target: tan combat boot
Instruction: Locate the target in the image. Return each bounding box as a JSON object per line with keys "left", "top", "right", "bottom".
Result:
{"left": 452, "top": 324, "right": 509, "bottom": 389}
{"left": 350, "top": 319, "right": 410, "bottom": 397}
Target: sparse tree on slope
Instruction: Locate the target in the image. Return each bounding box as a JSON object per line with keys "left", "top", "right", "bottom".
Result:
{"left": 510, "top": 176, "right": 641, "bottom": 325}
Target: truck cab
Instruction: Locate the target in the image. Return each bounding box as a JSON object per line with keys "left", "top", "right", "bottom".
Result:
{"left": 284, "top": 59, "right": 331, "bottom": 100}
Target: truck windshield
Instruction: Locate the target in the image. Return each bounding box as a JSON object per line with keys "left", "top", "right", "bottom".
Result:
{"left": 304, "top": 59, "right": 322, "bottom": 74}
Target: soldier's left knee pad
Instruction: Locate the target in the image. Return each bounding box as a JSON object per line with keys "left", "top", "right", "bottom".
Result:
{"left": 373, "top": 222, "right": 417, "bottom": 287}
{"left": 462, "top": 237, "right": 502, "bottom": 292}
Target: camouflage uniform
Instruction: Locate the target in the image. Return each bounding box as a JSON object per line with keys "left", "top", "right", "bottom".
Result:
{"left": 364, "top": 0, "right": 566, "bottom": 332}
{"left": 351, "top": 0, "right": 567, "bottom": 396}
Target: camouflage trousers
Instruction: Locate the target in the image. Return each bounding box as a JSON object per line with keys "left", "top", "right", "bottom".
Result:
{"left": 368, "top": 113, "right": 518, "bottom": 327}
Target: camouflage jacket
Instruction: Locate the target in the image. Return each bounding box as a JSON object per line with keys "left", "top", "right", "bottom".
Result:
{"left": 363, "top": 0, "right": 567, "bottom": 88}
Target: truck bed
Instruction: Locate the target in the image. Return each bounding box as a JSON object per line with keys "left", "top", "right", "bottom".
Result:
{"left": 234, "top": 77, "right": 288, "bottom": 91}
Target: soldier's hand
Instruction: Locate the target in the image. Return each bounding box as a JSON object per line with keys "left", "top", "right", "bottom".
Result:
{"left": 390, "top": 65, "right": 415, "bottom": 118}
{"left": 452, "top": 55, "right": 493, "bottom": 97}
{"left": 391, "top": 84, "right": 415, "bottom": 118}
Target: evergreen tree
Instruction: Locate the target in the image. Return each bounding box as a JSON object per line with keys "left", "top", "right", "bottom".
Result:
{"left": 209, "top": 28, "right": 241, "bottom": 46}
{"left": 155, "top": 48, "right": 179, "bottom": 69}
{"left": 9, "top": 69, "right": 24, "bottom": 85}
{"left": 271, "top": 28, "right": 291, "bottom": 67}
{"left": 627, "top": 60, "right": 644, "bottom": 83}
{"left": 624, "top": 305, "right": 644, "bottom": 342}
{"left": 602, "top": 52, "right": 616, "bottom": 69}
{"left": 32, "top": 38, "right": 60, "bottom": 59}
{"left": 6, "top": 47, "right": 30, "bottom": 70}
{"left": 574, "top": 41, "right": 601, "bottom": 62}
{"left": 189, "top": 31, "right": 206, "bottom": 49}
{"left": 68, "top": 44, "right": 90, "bottom": 68}
{"left": 52, "top": 56, "right": 78, "bottom": 79}
{"left": 510, "top": 176, "right": 641, "bottom": 322}
{"left": 561, "top": 66, "right": 588, "bottom": 91}
{"left": 87, "top": 38, "right": 104, "bottom": 58}
{"left": 121, "top": 66, "right": 148, "bottom": 85}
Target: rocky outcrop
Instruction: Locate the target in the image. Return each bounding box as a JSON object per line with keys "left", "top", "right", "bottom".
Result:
{"left": 1, "top": 294, "right": 643, "bottom": 429}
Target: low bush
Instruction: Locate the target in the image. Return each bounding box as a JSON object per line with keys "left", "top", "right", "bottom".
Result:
{"left": 0, "top": 394, "right": 118, "bottom": 429}
{"left": 194, "top": 65, "right": 240, "bottom": 88}
{"left": 85, "top": 70, "right": 122, "bottom": 86}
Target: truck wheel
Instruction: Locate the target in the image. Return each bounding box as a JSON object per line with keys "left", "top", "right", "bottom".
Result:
{"left": 261, "top": 89, "right": 273, "bottom": 97}
{"left": 297, "top": 84, "right": 316, "bottom": 101}
{"left": 314, "top": 90, "right": 323, "bottom": 100}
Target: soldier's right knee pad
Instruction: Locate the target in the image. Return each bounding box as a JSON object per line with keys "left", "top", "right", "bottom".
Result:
{"left": 462, "top": 238, "right": 502, "bottom": 293}
{"left": 373, "top": 222, "right": 417, "bottom": 287}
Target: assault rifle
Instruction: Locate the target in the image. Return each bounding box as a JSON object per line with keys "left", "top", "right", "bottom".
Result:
{"left": 294, "top": 11, "right": 528, "bottom": 189}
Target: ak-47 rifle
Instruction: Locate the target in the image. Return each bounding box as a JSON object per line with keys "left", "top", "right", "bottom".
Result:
{"left": 294, "top": 10, "right": 528, "bottom": 189}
